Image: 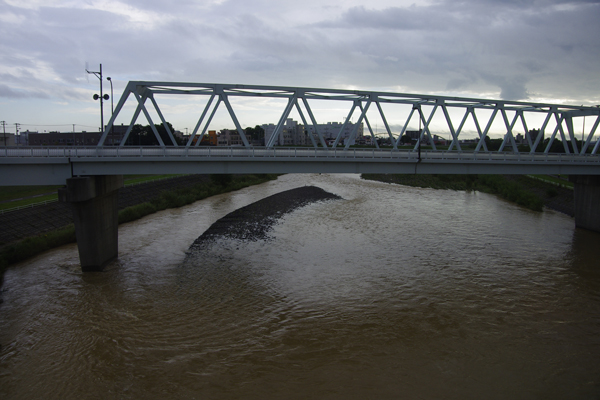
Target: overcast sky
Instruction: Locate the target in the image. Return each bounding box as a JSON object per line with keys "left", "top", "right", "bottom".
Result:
{"left": 1, "top": 0, "right": 599, "bottom": 134}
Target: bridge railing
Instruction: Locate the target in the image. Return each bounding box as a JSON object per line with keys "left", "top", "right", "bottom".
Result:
{"left": 2, "top": 146, "right": 600, "bottom": 165}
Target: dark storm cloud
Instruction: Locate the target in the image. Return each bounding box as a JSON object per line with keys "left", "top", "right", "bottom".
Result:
{"left": 0, "top": 0, "right": 599, "bottom": 117}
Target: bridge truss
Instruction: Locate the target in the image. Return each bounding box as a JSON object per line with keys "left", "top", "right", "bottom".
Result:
{"left": 101, "top": 81, "right": 600, "bottom": 155}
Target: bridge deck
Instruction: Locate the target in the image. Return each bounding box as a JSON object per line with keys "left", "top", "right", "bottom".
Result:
{"left": 1, "top": 146, "right": 599, "bottom": 186}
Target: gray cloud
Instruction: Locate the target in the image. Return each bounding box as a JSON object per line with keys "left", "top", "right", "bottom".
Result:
{"left": 1, "top": 0, "right": 599, "bottom": 130}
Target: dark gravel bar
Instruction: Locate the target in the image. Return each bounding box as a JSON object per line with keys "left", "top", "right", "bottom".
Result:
{"left": 189, "top": 186, "right": 341, "bottom": 248}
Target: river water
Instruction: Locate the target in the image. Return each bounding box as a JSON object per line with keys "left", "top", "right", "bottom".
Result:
{"left": 1, "top": 174, "right": 599, "bottom": 399}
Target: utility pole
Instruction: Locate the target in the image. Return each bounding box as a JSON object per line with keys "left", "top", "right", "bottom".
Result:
{"left": 1, "top": 121, "right": 6, "bottom": 147}
{"left": 15, "top": 123, "right": 20, "bottom": 146}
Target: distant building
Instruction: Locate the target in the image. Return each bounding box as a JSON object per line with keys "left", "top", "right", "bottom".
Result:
{"left": 218, "top": 129, "right": 244, "bottom": 146}
{"left": 405, "top": 130, "right": 421, "bottom": 141}
{"left": 192, "top": 130, "right": 217, "bottom": 146}
{"left": 262, "top": 119, "right": 305, "bottom": 146}
{"left": 527, "top": 129, "right": 543, "bottom": 145}
{"left": 28, "top": 128, "right": 125, "bottom": 146}
{"left": 305, "top": 121, "right": 363, "bottom": 146}
{"left": 515, "top": 133, "right": 524, "bottom": 144}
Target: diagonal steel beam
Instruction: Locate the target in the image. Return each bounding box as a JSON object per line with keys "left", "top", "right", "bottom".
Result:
{"left": 333, "top": 101, "right": 358, "bottom": 148}
{"left": 266, "top": 94, "right": 298, "bottom": 148}
{"left": 474, "top": 107, "right": 499, "bottom": 153}
{"left": 498, "top": 109, "right": 520, "bottom": 153}
{"left": 221, "top": 93, "right": 250, "bottom": 147}
{"left": 149, "top": 93, "right": 178, "bottom": 146}
{"left": 582, "top": 115, "right": 600, "bottom": 154}
{"left": 99, "top": 82, "right": 135, "bottom": 146}
{"left": 448, "top": 108, "right": 469, "bottom": 151}
{"left": 294, "top": 98, "right": 318, "bottom": 148}
{"left": 532, "top": 110, "right": 553, "bottom": 153}
{"left": 564, "top": 116, "right": 579, "bottom": 154}
{"left": 359, "top": 102, "right": 379, "bottom": 149}
{"left": 302, "top": 97, "right": 327, "bottom": 148}
{"left": 186, "top": 94, "right": 215, "bottom": 148}
{"left": 376, "top": 102, "right": 397, "bottom": 149}
{"left": 195, "top": 97, "right": 222, "bottom": 147}
{"left": 413, "top": 104, "right": 438, "bottom": 152}
{"left": 396, "top": 107, "right": 417, "bottom": 149}
{"left": 345, "top": 99, "right": 372, "bottom": 149}
{"left": 441, "top": 102, "right": 462, "bottom": 152}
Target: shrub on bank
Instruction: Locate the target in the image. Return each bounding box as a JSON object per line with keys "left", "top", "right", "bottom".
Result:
{"left": 361, "top": 174, "right": 544, "bottom": 212}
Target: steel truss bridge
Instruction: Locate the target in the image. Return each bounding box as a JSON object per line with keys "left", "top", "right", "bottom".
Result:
{"left": 1, "top": 81, "right": 600, "bottom": 185}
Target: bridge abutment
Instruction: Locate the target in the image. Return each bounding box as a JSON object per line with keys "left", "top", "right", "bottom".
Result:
{"left": 570, "top": 175, "right": 600, "bottom": 233}
{"left": 59, "top": 175, "right": 123, "bottom": 272}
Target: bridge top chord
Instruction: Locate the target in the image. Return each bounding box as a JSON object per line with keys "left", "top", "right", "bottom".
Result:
{"left": 99, "top": 81, "right": 600, "bottom": 157}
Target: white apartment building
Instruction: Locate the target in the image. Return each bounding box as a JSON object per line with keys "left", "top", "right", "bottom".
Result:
{"left": 305, "top": 121, "right": 364, "bottom": 146}
{"left": 263, "top": 119, "right": 364, "bottom": 146}
{"left": 262, "top": 119, "right": 306, "bottom": 146}
{"left": 217, "top": 129, "right": 244, "bottom": 146}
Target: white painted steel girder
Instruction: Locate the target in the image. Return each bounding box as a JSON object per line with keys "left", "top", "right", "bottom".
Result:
{"left": 53, "top": 80, "right": 600, "bottom": 157}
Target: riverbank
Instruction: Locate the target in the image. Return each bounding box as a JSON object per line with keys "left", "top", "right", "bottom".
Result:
{"left": 0, "top": 174, "right": 279, "bottom": 280}
{"left": 360, "top": 174, "right": 574, "bottom": 215}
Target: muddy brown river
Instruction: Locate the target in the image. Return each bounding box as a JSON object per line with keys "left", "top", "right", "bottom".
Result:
{"left": 1, "top": 174, "right": 599, "bottom": 399}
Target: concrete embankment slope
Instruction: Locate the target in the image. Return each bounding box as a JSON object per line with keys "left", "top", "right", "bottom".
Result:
{"left": 0, "top": 175, "right": 211, "bottom": 248}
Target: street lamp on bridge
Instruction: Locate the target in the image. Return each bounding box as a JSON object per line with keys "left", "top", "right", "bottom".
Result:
{"left": 86, "top": 64, "right": 109, "bottom": 141}
{"left": 107, "top": 76, "right": 115, "bottom": 144}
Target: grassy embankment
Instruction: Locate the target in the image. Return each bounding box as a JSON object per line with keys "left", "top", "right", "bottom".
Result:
{"left": 361, "top": 174, "right": 552, "bottom": 212}
{"left": 0, "top": 175, "right": 181, "bottom": 212}
{"left": 0, "top": 174, "right": 278, "bottom": 275}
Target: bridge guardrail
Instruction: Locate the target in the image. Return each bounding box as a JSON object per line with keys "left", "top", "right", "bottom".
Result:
{"left": 1, "top": 146, "right": 600, "bottom": 165}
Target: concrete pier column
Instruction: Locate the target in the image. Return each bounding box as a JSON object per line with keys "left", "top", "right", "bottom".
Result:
{"left": 59, "top": 175, "right": 124, "bottom": 272}
{"left": 569, "top": 175, "right": 600, "bottom": 233}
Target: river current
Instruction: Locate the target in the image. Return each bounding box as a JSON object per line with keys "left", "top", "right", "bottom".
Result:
{"left": 1, "top": 174, "right": 599, "bottom": 399}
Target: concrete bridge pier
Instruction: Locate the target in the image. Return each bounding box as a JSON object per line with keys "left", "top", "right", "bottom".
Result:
{"left": 570, "top": 175, "right": 600, "bottom": 233}
{"left": 59, "top": 175, "right": 123, "bottom": 272}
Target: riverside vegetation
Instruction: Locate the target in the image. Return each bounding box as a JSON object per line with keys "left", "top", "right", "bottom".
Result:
{"left": 0, "top": 174, "right": 278, "bottom": 280}
{"left": 360, "top": 174, "right": 567, "bottom": 212}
